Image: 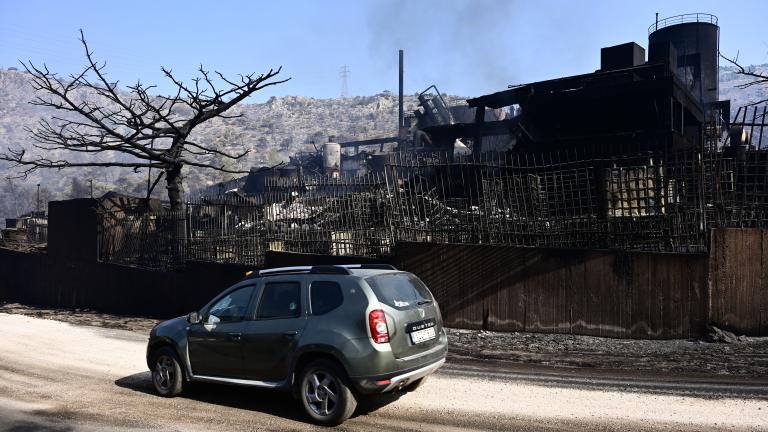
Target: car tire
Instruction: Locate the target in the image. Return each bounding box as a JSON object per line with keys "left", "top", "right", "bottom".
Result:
{"left": 299, "top": 359, "right": 357, "bottom": 426}
{"left": 150, "top": 346, "right": 184, "bottom": 397}
{"left": 404, "top": 376, "right": 428, "bottom": 392}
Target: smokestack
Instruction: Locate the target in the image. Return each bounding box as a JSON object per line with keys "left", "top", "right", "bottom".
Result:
{"left": 398, "top": 49, "right": 404, "bottom": 131}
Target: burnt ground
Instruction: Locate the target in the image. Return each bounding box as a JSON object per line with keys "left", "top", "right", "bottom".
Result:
{"left": 447, "top": 328, "right": 768, "bottom": 377}
{"left": 2, "top": 302, "right": 767, "bottom": 377}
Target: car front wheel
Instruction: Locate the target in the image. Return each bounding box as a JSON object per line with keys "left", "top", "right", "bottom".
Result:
{"left": 299, "top": 359, "right": 357, "bottom": 425}
{"left": 151, "top": 346, "right": 184, "bottom": 397}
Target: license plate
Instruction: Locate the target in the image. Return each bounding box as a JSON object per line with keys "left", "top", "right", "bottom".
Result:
{"left": 409, "top": 325, "right": 436, "bottom": 344}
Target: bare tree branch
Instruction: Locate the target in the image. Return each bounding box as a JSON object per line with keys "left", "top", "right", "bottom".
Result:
{"left": 720, "top": 51, "right": 768, "bottom": 106}
{"left": 0, "top": 30, "right": 289, "bottom": 210}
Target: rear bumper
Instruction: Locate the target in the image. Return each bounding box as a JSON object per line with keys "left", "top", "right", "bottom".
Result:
{"left": 382, "top": 358, "right": 445, "bottom": 392}
{"left": 352, "top": 357, "right": 446, "bottom": 394}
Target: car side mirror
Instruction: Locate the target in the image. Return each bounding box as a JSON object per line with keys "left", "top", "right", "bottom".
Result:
{"left": 188, "top": 311, "right": 201, "bottom": 324}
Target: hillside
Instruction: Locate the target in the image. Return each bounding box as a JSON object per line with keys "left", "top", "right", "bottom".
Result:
{"left": 0, "top": 67, "right": 464, "bottom": 222}
{"left": 0, "top": 65, "right": 766, "bottom": 224}
{"left": 718, "top": 64, "right": 768, "bottom": 111}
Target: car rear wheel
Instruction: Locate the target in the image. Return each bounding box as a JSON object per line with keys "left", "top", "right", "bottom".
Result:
{"left": 151, "top": 346, "right": 184, "bottom": 397}
{"left": 299, "top": 359, "right": 357, "bottom": 426}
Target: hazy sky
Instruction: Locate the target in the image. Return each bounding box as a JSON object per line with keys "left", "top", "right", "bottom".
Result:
{"left": 1, "top": 0, "right": 766, "bottom": 102}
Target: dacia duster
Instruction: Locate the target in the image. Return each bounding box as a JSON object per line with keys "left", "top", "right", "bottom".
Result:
{"left": 146, "top": 264, "right": 447, "bottom": 425}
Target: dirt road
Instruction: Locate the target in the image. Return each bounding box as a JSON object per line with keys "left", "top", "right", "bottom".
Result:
{"left": 1, "top": 313, "right": 767, "bottom": 432}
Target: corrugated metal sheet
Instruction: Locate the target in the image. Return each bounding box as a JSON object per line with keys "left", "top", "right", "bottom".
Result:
{"left": 708, "top": 229, "right": 768, "bottom": 336}
{"left": 3, "top": 230, "right": 766, "bottom": 338}
{"left": 393, "top": 242, "right": 708, "bottom": 339}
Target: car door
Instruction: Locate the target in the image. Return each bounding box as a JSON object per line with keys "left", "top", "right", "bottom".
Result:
{"left": 241, "top": 279, "right": 307, "bottom": 381}
{"left": 187, "top": 284, "right": 258, "bottom": 378}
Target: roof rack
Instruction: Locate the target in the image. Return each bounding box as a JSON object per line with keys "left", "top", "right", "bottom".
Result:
{"left": 310, "top": 265, "right": 352, "bottom": 275}
{"left": 244, "top": 264, "right": 397, "bottom": 279}
{"left": 338, "top": 264, "right": 398, "bottom": 271}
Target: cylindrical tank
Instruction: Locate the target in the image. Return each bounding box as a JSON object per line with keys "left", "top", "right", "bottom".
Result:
{"left": 323, "top": 142, "right": 341, "bottom": 171}
{"left": 648, "top": 13, "right": 719, "bottom": 113}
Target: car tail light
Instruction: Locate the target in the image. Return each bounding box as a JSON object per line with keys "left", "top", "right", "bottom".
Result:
{"left": 368, "top": 309, "right": 390, "bottom": 343}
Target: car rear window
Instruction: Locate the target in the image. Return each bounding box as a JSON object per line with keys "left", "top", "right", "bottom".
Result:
{"left": 365, "top": 273, "right": 433, "bottom": 310}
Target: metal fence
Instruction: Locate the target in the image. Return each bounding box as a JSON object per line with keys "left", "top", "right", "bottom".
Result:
{"left": 384, "top": 150, "right": 715, "bottom": 252}
{"left": 97, "top": 145, "right": 768, "bottom": 269}
{"left": 262, "top": 173, "right": 392, "bottom": 257}
{"left": 25, "top": 218, "right": 48, "bottom": 244}
{"left": 0, "top": 217, "right": 48, "bottom": 251}
{"left": 97, "top": 174, "right": 393, "bottom": 269}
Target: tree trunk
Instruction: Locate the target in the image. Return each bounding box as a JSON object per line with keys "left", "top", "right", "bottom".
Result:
{"left": 165, "top": 164, "right": 186, "bottom": 263}
{"left": 165, "top": 165, "right": 185, "bottom": 213}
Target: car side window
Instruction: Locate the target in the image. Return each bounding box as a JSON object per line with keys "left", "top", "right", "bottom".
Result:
{"left": 207, "top": 285, "right": 254, "bottom": 324}
{"left": 257, "top": 282, "right": 301, "bottom": 320}
{"left": 310, "top": 281, "right": 343, "bottom": 315}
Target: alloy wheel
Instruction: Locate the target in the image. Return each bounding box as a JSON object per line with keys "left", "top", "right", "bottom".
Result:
{"left": 304, "top": 370, "right": 340, "bottom": 417}
{"left": 154, "top": 354, "right": 176, "bottom": 391}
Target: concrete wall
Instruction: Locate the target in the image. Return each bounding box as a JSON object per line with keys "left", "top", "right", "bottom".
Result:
{"left": 708, "top": 229, "right": 768, "bottom": 336}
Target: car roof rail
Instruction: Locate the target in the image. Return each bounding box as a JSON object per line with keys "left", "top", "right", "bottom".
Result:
{"left": 244, "top": 264, "right": 394, "bottom": 280}
{"left": 338, "top": 264, "right": 398, "bottom": 271}
{"left": 309, "top": 265, "right": 352, "bottom": 275}
{"left": 243, "top": 265, "right": 354, "bottom": 279}
{"left": 259, "top": 266, "right": 313, "bottom": 276}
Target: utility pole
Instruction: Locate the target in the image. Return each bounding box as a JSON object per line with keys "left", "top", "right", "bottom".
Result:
{"left": 340, "top": 65, "right": 350, "bottom": 98}
{"left": 36, "top": 183, "right": 40, "bottom": 215}
{"left": 90, "top": 179, "right": 94, "bottom": 198}
{"left": 398, "top": 49, "right": 405, "bottom": 136}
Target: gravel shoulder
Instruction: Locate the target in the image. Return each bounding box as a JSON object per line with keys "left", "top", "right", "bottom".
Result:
{"left": 2, "top": 302, "right": 767, "bottom": 377}
{"left": 447, "top": 327, "right": 768, "bottom": 377}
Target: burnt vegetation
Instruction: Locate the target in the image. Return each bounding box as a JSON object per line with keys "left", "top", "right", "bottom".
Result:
{"left": 0, "top": 30, "right": 289, "bottom": 211}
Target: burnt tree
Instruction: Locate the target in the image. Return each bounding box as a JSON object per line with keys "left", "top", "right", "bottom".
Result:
{"left": 0, "top": 30, "right": 289, "bottom": 211}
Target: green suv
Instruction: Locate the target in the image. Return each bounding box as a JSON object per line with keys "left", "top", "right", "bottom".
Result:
{"left": 146, "top": 264, "right": 447, "bottom": 425}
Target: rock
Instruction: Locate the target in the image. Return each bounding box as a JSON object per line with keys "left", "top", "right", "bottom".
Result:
{"left": 705, "top": 325, "right": 740, "bottom": 344}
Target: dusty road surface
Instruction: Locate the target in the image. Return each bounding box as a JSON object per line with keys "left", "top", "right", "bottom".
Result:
{"left": 4, "top": 302, "right": 767, "bottom": 377}
{"left": 1, "top": 313, "right": 767, "bottom": 432}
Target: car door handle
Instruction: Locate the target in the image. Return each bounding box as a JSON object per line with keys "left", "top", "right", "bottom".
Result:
{"left": 228, "top": 332, "right": 242, "bottom": 341}
{"left": 283, "top": 330, "right": 299, "bottom": 338}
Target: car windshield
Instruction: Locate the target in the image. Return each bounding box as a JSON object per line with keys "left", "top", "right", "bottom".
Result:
{"left": 365, "top": 273, "right": 433, "bottom": 310}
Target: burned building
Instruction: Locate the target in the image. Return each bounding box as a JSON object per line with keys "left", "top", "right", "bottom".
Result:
{"left": 100, "top": 13, "right": 767, "bottom": 268}
{"left": 425, "top": 15, "right": 724, "bottom": 158}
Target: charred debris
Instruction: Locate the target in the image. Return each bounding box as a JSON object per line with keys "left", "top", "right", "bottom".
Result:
{"left": 86, "top": 13, "right": 768, "bottom": 270}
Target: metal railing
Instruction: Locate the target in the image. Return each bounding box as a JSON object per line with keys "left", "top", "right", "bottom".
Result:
{"left": 649, "top": 13, "right": 718, "bottom": 34}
